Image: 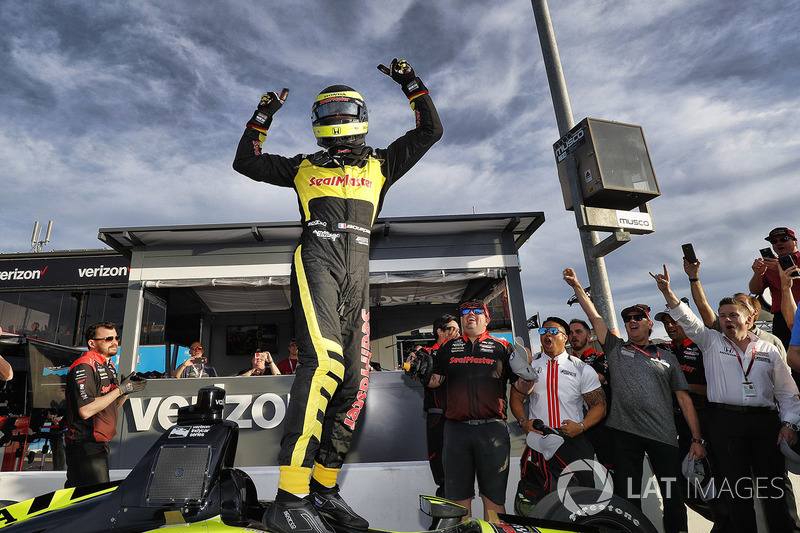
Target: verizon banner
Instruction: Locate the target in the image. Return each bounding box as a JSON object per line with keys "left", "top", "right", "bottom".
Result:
{"left": 0, "top": 255, "right": 130, "bottom": 289}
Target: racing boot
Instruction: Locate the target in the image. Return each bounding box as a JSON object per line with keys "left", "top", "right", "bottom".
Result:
{"left": 307, "top": 480, "right": 369, "bottom": 531}
{"left": 262, "top": 492, "right": 335, "bottom": 533}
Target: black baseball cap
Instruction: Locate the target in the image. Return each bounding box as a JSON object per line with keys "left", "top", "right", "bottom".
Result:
{"left": 620, "top": 304, "right": 651, "bottom": 320}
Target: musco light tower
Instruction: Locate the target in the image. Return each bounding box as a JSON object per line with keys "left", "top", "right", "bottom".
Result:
{"left": 531, "top": 1, "right": 660, "bottom": 331}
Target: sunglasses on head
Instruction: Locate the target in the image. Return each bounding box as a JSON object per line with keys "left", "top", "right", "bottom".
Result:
{"left": 461, "top": 308, "right": 485, "bottom": 315}
{"left": 770, "top": 236, "right": 792, "bottom": 244}
{"left": 93, "top": 335, "right": 121, "bottom": 342}
{"left": 538, "top": 327, "right": 564, "bottom": 336}
{"left": 622, "top": 314, "right": 648, "bottom": 323}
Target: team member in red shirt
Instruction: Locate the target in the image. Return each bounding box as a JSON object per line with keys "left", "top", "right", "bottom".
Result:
{"left": 749, "top": 227, "right": 800, "bottom": 346}
{"left": 422, "top": 302, "right": 534, "bottom": 520}
{"left": 64, "top": 322, "right": 146, "bottom": 488}
{"left": 276, "top": 339, "right": 300, "bottom": 375}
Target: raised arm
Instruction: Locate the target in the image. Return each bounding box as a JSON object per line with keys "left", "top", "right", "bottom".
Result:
{"left": 779, "top": 264, "right": 799, "bottom": 330}
{"left": 651, "top": 264, "right": 681, "bottom": 309}
{"left": 684, "top": 259, "right": 716, "bottom": 328}
{"left": 563, "top": 268, "right": 608, "bottom": 345}
{"left": 749, "top": 258, "right": 769, "bottom": 295}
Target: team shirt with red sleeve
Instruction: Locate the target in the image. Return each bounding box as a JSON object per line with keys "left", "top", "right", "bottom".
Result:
{"left": 65, "top": 351, "right": 120, "bottom": 445}
{"left": 433, "top": 332, "right": 516, "bottom": 421}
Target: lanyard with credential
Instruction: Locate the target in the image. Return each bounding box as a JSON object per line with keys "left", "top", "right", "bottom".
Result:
{"left": 723, "top": 337, "right": 756, "bottom": 379}
{"left": 629, "top": 344, "right": 661, "bottom": 361}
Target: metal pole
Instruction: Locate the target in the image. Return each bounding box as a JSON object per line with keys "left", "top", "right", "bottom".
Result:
{"left": 530, "top": 0, "right": 620, "bottom": 332}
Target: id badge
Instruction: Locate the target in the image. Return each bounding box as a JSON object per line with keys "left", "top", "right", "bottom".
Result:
{"left": 743, "top": 381, "right": 756, "bottom": 398}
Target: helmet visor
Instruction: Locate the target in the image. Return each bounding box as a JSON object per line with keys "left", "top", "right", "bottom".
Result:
{"left": 313, "top": 101, "right": 361, "bottom": 121}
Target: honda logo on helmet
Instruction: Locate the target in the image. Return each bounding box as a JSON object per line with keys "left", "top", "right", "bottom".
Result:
{"left": 332, "top": 126, "right": 341, "bottom": 135}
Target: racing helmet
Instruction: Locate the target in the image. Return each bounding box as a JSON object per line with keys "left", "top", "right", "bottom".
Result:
{"left": 311, "top": 85, "right": 368, "bottom": 148}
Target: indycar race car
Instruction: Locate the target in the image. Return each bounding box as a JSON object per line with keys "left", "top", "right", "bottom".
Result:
{"left": 0, "top": 387, "right": 657, "bottom": 533}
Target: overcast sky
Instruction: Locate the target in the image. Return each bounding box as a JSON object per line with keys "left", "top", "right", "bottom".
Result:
{"left": 2, "top": 0, "right": 799, "bottom": 341}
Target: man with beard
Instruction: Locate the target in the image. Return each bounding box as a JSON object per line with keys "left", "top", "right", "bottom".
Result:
{"left": 568, "top": 318, "right": 613, "bottom": 471}
{"left": 64, "top": 322, "right": 146, "bottom": 487}
{"left": 564, "top": 268, "right": 705, "bottom": 533}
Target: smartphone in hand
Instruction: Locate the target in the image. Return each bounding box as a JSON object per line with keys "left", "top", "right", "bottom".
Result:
{"left": 682, "top": 243, "right": 698, "bottom": 264}
{"left": 778, "top": 255, "right": 799, "bottom": 277}
{"left": 760, "top": 247, "right": 776, "bottom": 259}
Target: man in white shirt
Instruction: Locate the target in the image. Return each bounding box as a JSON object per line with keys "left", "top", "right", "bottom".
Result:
{"left": 510, "top": 316, "right": 605, "bottom": 513}
{"left": 653, "top": 265, "right": 800, "bottom": 533}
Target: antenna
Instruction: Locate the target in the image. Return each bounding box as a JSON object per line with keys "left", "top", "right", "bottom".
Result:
{"left": 30, "top": 220, "right": 53, "bottom": 252}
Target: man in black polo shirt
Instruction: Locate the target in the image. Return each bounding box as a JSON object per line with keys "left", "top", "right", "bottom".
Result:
{"left": 64, "top": 322, "right": 146, "bottom": 487}
{"left": 420, "top": 301, "right": 534, "bottom": 520}
{"left": 414, "top": 314, "right": 460, "bottom": 498}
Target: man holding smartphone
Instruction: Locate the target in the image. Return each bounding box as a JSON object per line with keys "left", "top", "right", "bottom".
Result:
{"left": 173, "top": 341, "right": 218, "bottom": 378}
{"left": 749, "top": 227, "right": 800, "bottom": 347}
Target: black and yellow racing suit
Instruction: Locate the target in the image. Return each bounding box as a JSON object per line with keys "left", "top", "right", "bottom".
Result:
{"left": 233, "top": 91, "right": 442, "bottom": 494}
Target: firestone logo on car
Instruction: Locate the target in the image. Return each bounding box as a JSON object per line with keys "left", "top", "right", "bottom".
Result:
{"left": 309, "top": 175, "right": 373, "bottom": 188}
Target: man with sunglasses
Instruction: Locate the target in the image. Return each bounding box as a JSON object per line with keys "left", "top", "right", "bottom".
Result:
{"left": 510, "top": 317, "right": 605, "bottom": 514}
{"left": 568, "top": 318, "right": 614, "bottom": 472}
{"left": 174, "top": 341, "right": 218, "bottom": 378}
{"left": 749, "top": 227, "right": 800, "bottom": 347}
{"left": 420, "top": 302, "right": 534, "bottom": 520}
{"left": 411, "top": 314, "right": 459, "bottom": 500}
{"left": 64, "top": 322, "right": 147, "bottom": 488}
{"left": 563, "top": 269, "right": 705, "bottom": 533}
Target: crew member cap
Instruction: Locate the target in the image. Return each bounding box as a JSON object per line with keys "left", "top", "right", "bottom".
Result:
{"left": 459, "top": 301, "right": 489, "bottom": 316}
{"left": 620, "top": 304, "right": 651, "bottom": 320}
{"left": 766, "top": 227, "right": 797, "bottom": 241}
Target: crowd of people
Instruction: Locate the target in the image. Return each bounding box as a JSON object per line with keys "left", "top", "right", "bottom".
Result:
{"left": 5, "top": 50, "right": 799, "bottom": 533}
{"left": 404, "top": 225, "right": 800, "bottom": 533}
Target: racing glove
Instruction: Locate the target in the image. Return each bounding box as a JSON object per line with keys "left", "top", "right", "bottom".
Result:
{"left": 403, "top": 350, "right": 434, "bottom": 385}
{"left": 246, "top": 89, "right": 289, "bottom": 133}
{"left": 379, "top": 58, "right": 428, "bottom": 100}
{"left": 119, "top": 373, "right": 148, "bottom": 395}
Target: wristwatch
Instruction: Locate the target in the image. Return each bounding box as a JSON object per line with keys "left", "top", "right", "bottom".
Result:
{"left": 517, "top": 419, "right": 528, "bottom": 429}
{"left": 690, "top": 437, "right": 707, "bottom": 447}
{"left": 783, "top": 421, "right": 800, "bottom": 432}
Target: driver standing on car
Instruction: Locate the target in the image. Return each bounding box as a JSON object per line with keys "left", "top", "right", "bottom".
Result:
{"left": 64, "top": 322, "right": 146, "bottom": 488}
{"left": 233, "top": 59, "right": 442, "bottom": 533}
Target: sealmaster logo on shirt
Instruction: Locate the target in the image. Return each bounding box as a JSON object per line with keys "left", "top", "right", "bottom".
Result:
{"left": 309, "top": 175, "right": 373, "bottom": 188}
{"left": 449, "top": 355, "right": 495, "bottom": 365}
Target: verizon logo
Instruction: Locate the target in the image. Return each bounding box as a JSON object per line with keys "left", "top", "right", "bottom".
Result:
{"left": 77, "top": 265, "right": 129, "bottom": 278}
{"left": 0, "top": 266, "right": 47, "bottom": 281}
